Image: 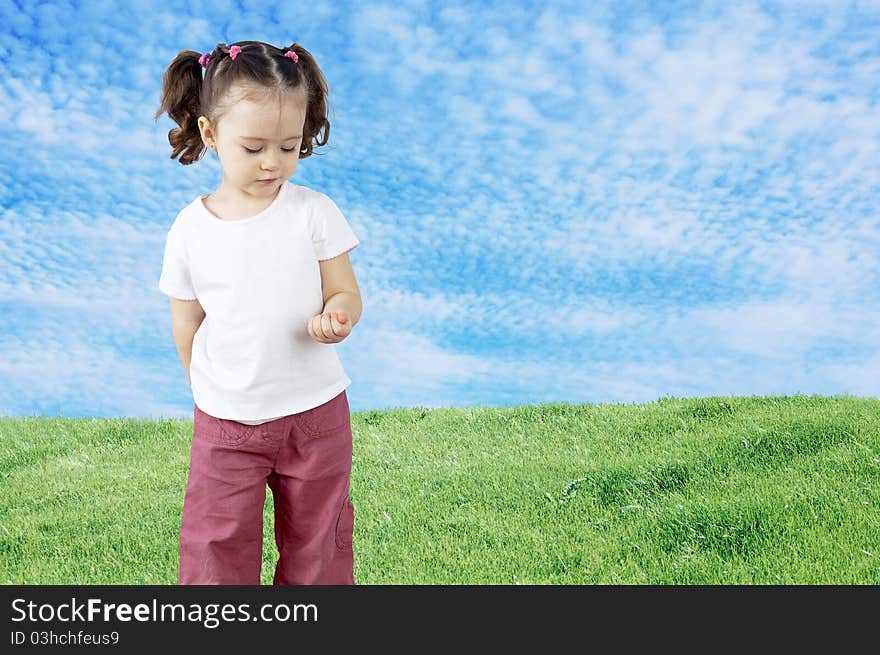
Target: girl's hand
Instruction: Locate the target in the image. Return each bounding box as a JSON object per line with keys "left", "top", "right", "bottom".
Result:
{"left": 307, "top": 311, "right": 352, "bottom": 343}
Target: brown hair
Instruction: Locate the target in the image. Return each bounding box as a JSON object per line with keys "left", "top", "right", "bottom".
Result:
{"left": 153, "top": 40, "right": 331, "bottom": 165}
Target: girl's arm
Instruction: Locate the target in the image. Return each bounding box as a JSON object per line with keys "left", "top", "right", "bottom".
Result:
{"left": 318, "top": 253, "right": 362, "bottom": 327}
{"left": 170, "top": 298, "right": 206, "bottom": 385}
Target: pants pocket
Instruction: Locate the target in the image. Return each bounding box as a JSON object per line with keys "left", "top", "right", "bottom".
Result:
{"left": 295, "top": 391, "right": 350, "bottom": 440}
{"left": 194, "top": 403, "right": 261, "bottom": 447}
{"left": 335, "top": 493, "right": 355, "bottom": 550}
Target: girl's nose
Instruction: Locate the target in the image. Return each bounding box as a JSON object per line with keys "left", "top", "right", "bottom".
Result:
{"left": 261, "top": 154, "right": 280, "bottom": 171}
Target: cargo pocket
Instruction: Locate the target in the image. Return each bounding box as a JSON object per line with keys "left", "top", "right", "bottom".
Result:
{"left": 335, "top": 493, "right": 355, "bottom": 550}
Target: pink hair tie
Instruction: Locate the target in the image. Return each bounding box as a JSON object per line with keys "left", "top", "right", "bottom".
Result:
{"left": 198, "top": 53, "right": 211, "bottom": 67}
{"left": 284, "top": 50, "right": 298, "bottom": 63}
{"left": 229, "top": 45, "right": 242, "bottom": 60}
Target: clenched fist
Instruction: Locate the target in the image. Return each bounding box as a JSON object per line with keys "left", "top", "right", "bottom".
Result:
{"left": 307, "top": 311, "right": 352, "bottom": 344}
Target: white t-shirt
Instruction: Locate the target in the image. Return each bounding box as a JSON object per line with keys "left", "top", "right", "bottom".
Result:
{"left": 158, "top": 181, "right": 360, "bottom": 424}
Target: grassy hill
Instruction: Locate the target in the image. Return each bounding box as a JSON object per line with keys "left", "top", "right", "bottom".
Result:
{"left": 1, "top": 393, "right": 878, "bottom": 584}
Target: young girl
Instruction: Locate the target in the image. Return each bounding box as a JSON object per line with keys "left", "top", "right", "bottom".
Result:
{"left": 154, "top": 40, "right": 362, "bottom": 585}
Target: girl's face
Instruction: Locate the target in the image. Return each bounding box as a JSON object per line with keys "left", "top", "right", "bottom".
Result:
{"left": 198, "top": 88, "right": 307, "bottom": 198}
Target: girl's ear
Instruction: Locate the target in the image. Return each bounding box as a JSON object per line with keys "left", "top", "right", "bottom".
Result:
{"left": 197, "top": 116, "right": 214, "bottom": 144}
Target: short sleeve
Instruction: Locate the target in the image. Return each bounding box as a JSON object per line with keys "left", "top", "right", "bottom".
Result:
{"left": 310, "top": 192, "right": 360, "bottom": 261}
{"left": 158, "top": 221, "right": 197, "bottom": 300}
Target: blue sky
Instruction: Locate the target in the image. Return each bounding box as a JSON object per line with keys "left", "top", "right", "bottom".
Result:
{"left": 1, "top": 0, "right": 878, "bottom": 419}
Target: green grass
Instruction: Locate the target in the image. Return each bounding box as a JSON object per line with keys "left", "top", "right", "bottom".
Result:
{"left": 1, "top": 393, "right": 878, "bottom": 584}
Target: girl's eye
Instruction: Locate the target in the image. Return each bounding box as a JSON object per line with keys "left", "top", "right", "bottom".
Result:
{"left": 243, "top": 147, "right": 298, "bottom": 154}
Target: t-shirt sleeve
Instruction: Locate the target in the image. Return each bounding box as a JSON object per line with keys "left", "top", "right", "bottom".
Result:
{"left": 158, "top": 221, "right": 197, "bottom": 300}
{"left": 310, "top": 192, "right": 360, "bottom": 261}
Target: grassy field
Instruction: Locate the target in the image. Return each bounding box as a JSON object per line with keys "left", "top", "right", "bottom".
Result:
{"left": 1, "top": 394, "right": 878, "bottom": 584}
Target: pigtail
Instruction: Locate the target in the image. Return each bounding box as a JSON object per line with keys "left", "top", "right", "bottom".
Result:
{"left": 153, "top": 50, "right": 207, "bottom": 165}
{"left": 284, "top": 43, "right": 331, "bottom": 158}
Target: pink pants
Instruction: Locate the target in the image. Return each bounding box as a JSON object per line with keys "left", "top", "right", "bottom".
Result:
{"left": 179, "top": 389, "right": 355, "bottom": 585}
